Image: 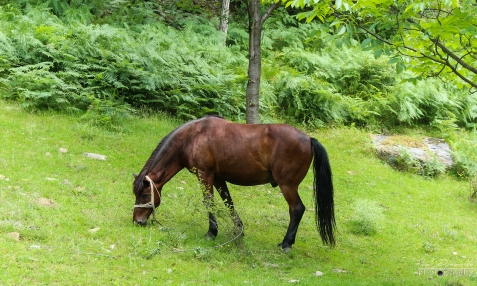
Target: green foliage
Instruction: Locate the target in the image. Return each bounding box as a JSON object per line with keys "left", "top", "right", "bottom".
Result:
{"left": 470, "top": 176, "right": 477, "bottom": 202}
{"left": 349, "top": 199, "right": 384, "bottom": 236}
{"left": 394, "top": 148, "right": 445, "bottom": 178}
{"left": 1, "top": 0, "right": 477, "bottom": 130}
{"left": 450, "top": 130, "right": 477, "bottom": 178}
{"left": 0, "top": 5, "right": 246, "bottom": 121}
{"left": 80, "top": 95, "right": 134, "bottom": 131}
{"left": 422, "top": 241, "right": 438, "bottom": 253}
{"left": 421, "top": 154, "right": 446, "bottom": 178}
{"left": 286, "top": 0, "right": 477, "bottom": 90}
{"left": 395, "top": 149, "right": 420, "bottom": 174}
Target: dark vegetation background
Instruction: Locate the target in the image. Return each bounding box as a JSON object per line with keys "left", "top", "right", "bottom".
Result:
{"left": 1, "top": 0, "right": 477, "bottom": 178}
{"left": 1, "top": 0, "right": 476, "bottom": 129}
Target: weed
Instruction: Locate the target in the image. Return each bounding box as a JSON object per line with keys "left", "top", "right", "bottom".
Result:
{"left": 395, "top": 148, "right": 420, "bottom": 174}
{"left": 422, "top": 153, "right": 446, "bottom": 178}
{"left": 470, "top": 175, "right": 477, "bottom": 203}
{"left": 422, "top": 241, "right": 438, "bottom": 253}
{"left": 349, "top": 199, "right": 384, "bottom": 236}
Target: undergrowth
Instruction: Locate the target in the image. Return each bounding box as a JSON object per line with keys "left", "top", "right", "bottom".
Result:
{"left": 349, "top": 199, "right": 385, "bottom": 236}
{"left": 0, "top": 2, "right": 476, "bottom": 130}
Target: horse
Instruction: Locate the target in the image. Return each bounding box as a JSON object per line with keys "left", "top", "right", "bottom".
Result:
{"left": 132, "top": 115, "right": 335, "bottom": 251}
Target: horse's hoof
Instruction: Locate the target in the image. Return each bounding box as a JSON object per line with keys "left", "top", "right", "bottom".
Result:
{"left": 278, "top": 242, "right": 292, "bottom": 253}
{"left": 205, "top": 232, "right": 216, "bottom": 240}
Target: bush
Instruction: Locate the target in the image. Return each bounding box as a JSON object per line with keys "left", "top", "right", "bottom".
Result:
{"left": 2, "top": 1, "right": 477, "bottom": 131}
{"left": 0, "top": 6, "right": 246, "bottom": 121}
{"left": 450, "top": 130, "right": 477, "bottom": 178}
{"left": 349, "top": 199, "right": 384, "bottom": 236}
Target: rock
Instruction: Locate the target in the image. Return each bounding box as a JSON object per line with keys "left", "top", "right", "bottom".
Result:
{"left": 6, "top": 232, "right": 20, "bottom": 241}
{"left": 89, "top": 227, "right": 100, "bottom": 233}
{"left": 62, "top": 179, "right": 73, "bottom": 186}
{"left": 371, "top": 134, "right": 453, "bottom": 174}
{"left": 38, "top": 198, "right": 56, "bottom": 206}
{"left": 83, "top": 152, "right": 107, "bottom": 161}
{"left": 264, "top": 262, "right": 279, "bottom": 268}
{"left": 58, "top": 147, "right": 68, "bottom": 154}
{"left": 314, "top": 271, "right": 323, "bottom": 276}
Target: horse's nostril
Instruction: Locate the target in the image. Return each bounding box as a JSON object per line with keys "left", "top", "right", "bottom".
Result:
{"left": 134, "top": 219, "right": 147, "bottom": 226}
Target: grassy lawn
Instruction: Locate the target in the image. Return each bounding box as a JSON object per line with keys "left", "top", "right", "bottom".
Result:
{"left": 1, "top": 100, "right": 476, "bottom": 285}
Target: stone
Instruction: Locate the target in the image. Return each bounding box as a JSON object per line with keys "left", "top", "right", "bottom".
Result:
{"left": 6, "top": 232, "right": 20, "bottom": 241}
{"left": 83, "top": 152, "right": 107, "bottom": 161}
{"left": 371, "top": 134, "right": 454, "bottom": 173}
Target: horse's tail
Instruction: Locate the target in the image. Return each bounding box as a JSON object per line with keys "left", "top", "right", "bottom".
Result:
{"left": 310, "top": 137, "right": 336, "bottom": 247}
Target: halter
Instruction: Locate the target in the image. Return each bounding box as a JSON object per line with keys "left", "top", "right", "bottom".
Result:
{"left": 134, "top": 175, "right": 161, "bottom": 225}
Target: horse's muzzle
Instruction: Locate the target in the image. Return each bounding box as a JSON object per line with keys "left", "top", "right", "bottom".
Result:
{"left": 133, "top": 218, "right": 148, "bottom": 226}
{"left": 133, "top": 218, "right": 147, "bottom": 226}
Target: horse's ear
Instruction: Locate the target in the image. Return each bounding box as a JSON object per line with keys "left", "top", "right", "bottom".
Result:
{"left": 133, "top": 173, "right": 138, "bottom": 179}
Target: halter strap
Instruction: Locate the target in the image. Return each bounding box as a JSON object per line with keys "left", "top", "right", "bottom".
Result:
{"left": 134, "top": 175, "right": 161, "bottom": 225}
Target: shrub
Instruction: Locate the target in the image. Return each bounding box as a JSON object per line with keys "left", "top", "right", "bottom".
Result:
{"left": 450, "top": 130, "right": 477, "bottom": 178}
{"left": 349, "top": 199, "right": 384, "bottom": 236}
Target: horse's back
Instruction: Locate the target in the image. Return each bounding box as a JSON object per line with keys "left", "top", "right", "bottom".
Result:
{"left": 185, "top": 117, "right": 312, "bottom": 187}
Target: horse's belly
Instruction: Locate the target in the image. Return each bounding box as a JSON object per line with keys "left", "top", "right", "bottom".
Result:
{"left": 216, "top": 167, "right": 271, "bottom": 186}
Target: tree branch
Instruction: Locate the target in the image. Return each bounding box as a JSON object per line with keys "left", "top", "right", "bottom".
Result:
{"left": 261, "top": 2, "right": 281, "bottom": 26}
{"left": 431, "top": 38, "right": 477, "bottom": 75}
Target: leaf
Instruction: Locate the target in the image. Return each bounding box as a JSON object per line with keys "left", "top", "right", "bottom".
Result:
{"left": 335, "top": 0, "right": 343, "bottom": 9}
{"left": 373, "top": 48, "right": 383, "bottom": 59}
{"left": 396, "top": 61, "right": 405, "bottom": 74}
{"left": 388, "top": 57, "right": 399, "bottom": 64}
{"left": 360, "top": 38, "right": 372, "bottom": 48}
{"left": 337, "top": 25, "right": 346, "bottom": 36}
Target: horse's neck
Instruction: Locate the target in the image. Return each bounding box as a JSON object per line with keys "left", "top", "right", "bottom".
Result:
{"left": 149, "top": 143, "right": 184, "bottom": 187}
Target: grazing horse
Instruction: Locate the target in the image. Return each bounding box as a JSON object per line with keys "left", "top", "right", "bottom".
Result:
{"left": 132, "top": 115, "right": 335, "bottom": 251}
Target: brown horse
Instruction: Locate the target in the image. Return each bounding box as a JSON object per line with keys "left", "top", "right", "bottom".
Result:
{"left": 132, "top": 115, "right": 335, "bottom": 251}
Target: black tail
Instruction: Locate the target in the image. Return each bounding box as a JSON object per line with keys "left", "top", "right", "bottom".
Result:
{"left": 311, "top": 137, "right": 336, "bottom": 247}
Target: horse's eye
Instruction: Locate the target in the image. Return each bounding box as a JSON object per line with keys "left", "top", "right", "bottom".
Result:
{"left": 141, "top": 194, "right": 149, "bottom": 199}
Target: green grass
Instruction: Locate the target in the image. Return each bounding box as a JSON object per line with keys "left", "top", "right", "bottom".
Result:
{"left": 1, "top": 100, "right": 477, "bottom": 285}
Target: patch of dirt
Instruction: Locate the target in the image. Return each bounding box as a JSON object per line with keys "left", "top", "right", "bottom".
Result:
{"left": 37, "top": 198, "right": 56, "bottom": 206}
{"left": 6, "top": 232, "right": 20, "bottom": 241}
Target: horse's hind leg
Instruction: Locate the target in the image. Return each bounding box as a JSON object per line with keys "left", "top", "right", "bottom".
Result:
{"left": 214, "top": 178, "right": 244, "bottom": 236}
{"left": 279, "top": 186, "right": 305, "bottom": 252}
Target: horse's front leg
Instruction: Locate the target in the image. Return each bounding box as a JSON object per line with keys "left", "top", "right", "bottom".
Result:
{"left": 197, "top": 172, "right": 219, "bottom": 239}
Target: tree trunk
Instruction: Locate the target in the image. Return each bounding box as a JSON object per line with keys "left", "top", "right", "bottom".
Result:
{"left": 219, "top": 0, "right": 230, "bottom": 43}
{"left": 245, "top": 1, "right": 280, "bottom": 124}
{"left": 246, "top": 0, "right": 262, "bottom": 124}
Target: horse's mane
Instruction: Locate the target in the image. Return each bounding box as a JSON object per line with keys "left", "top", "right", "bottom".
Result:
{"left": 132, "top": 115, "right": 224, "bottom": 194}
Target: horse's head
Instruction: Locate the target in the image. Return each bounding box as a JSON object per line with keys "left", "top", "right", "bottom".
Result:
{"left": 132, "top": 174, "right": 162, "bottom": 226}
